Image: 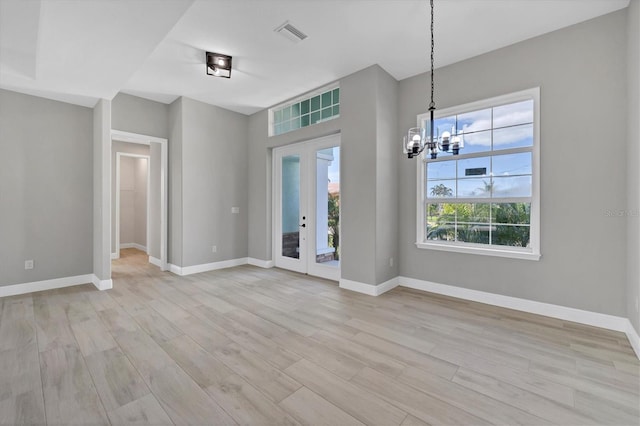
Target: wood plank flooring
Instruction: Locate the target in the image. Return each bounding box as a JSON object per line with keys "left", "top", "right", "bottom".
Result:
{"left": 1, "top": 248, "right": 638, "bottom": 425}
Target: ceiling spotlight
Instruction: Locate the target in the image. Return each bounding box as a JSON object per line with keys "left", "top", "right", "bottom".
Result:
{"left": 206, "top": 52, "right": 232, "bottom": 78}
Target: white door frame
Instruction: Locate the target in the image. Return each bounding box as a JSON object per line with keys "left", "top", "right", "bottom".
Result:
{"left": 272, "top": 133, "right": 341, "bottom": 281}
{"left": 110, "top": 130, "right": 168, "bottom": 271}
{"left": 114, "top": 153, "right": 150, "bottom": 260}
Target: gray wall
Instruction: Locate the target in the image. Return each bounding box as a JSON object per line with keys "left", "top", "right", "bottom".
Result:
{"left": 112, "top": 93, "right": 170, "bottom": 139}
{"left": 0, "top": 89, "right": 93, "bottom": 286}
{"left": 111, "top": 142, "right": 150, "bottom": 254}
{"left": 93, "top": 98, "right": 112, "bottom": 281}
{"left": 133, "top": 158, "right": 148, "bottom": 248}
{"left": 148, "top": 142, "right": 162, "bottom": 260}
{"left": 180, "top": 97, "right": 249, "bottom": 267}
{"left": 168, "top": 96, "right": 249, "bottom": 268}
{"left": 117, "top": 156, "right": 148, "bottom": 249}
{"left": 119, "top": 157, "right": 137, "bottom": 246}
{"left": 375, "top": 68, "right": 399, "bottom": 283}
{"left": 247, "top": 65, "right": 399, "bottom": 286}
{"left": 627, "top": 0, "right": 640, "bottom": 333}
{"left": 398, "top": 11, "right": 628, "bottom": 316}
{"left": 169, "top": 98, "right": 183, "bottom": 266}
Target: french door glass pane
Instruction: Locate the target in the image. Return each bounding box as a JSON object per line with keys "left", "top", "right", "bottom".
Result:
{"left": 281, "top": 155, "right": 300, "bottom": 259}
{"left": 315, "top": 146, "right": 340, "bottom": 266}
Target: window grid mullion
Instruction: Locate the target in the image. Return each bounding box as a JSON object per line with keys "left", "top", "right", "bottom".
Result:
{"left": 424, "top": 146, "right": 532, "bottom": 164}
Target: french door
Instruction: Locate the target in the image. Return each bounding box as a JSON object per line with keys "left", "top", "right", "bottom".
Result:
{"left": 273, "top": 134, "right": 340, "bottom": 281}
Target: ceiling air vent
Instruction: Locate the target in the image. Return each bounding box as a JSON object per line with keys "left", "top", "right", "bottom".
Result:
{"left": 274, "top": 21, "right": 308, "bottom": 43}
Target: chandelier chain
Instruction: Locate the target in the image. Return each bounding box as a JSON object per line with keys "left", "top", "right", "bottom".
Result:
{"left": 429, "top": 0, "right": 435, "bottom": 110}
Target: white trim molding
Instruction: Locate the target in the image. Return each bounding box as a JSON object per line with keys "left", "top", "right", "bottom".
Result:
{"left": 248, "top": 258, "right": 275, "bottom": 268}
{"left": 170, "top": 258, "right": 249, "bottom": 276}
{"left": 149, "top": 256, "right": 162, "bottom": 268}
{"left": 340, "top": 274, "right": 639, "bottom": 360}
{"left": 111, "top": 253, "right": 119, "bottom": 260}
{"left": 120, "top": 243, "right": 147, "bottom": 251}
{"left": 92, "top": 276, "right": 113, "bottom": 291}
{"left": 415, "top": 242, "right": 541, "bottom": 261}
{"left": 399, "top": 276, "right": 632, "bottom": 335}
{"left": 0, "top": 274, "right": 95, "bottom": 298}
{"left": 626, "top": 322, "right": 640, "bottom": 360}
{"left": 339, "top": 277, "right": 399, "bottom": 296}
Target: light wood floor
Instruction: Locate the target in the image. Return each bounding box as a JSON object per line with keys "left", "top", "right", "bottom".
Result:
{"left": 1, "top": 248, "right": 638, "bottom": 425}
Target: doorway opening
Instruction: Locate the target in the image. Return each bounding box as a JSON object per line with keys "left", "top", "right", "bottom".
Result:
{"left": 273, "top": 133, "right": 341, "bottom": 281}
{"left": 110, "top": 130, "right": 168, "bottom": 271}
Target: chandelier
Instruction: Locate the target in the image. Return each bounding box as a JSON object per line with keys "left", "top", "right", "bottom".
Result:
{"left": 403, "top": 0, "right": 463, "bottom": 159}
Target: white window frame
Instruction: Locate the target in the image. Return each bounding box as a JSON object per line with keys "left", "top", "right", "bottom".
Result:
{"left": 415, "top": 87, "right": 541, "bottom": 261}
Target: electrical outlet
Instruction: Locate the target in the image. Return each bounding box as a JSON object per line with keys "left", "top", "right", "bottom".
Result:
{"left": 24, "top": 260, "right": 34, "bottom": 270}
{"left": 212, "top": 245, "right": 217, "bottom": 253}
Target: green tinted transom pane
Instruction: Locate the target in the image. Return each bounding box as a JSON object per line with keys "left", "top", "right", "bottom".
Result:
{"left": 322, "top": 92, "right": 332, "bottom": 108}
{"left": 272, "top": 87, "right": 340, "bottom": 135}
{"left": 310, "top": 95, "right": 321, "bottom": 112}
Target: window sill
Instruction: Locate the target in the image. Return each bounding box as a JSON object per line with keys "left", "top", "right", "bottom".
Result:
{"left": 415, "top": 241, "right": 541, "bottom": 261}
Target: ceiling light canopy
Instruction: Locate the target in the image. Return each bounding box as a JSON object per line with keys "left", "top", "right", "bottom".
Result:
{"left": 206, "top": 52, "right": 232, "bottom": 78}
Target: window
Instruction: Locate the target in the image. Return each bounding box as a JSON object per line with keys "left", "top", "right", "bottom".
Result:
{"left": 270, "top": 85, "right": 340, "bottom": 136}
{"left": 416, "top": 88, "right": 540, "bottom": 260}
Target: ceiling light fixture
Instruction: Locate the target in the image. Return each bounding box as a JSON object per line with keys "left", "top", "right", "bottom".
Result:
{"left": 403, "top": 0, "right": 463, "bottom": 159}
{"left": 206, "top": 52, "right": 232, "bottom": 78}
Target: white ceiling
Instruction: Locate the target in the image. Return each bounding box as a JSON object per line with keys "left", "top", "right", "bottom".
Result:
{"left": 0, "top": 0, "right": 630, "bottom": 115}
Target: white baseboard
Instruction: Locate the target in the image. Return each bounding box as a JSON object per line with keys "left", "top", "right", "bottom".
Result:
{"left": 92, "top": 276, "right": 113, "bottom": 291}
{"left": 339, "top": 277, "right": 399, "bottom": 296}
{"left": 170, "top": 257, "right": 249, "bottom": 276}
{"left": 120, "top": 243, "right": 147, "bottom": 252}
{"left": 399, "top": 276, "right": 630, "bottom": 333}
{"left": 0, "top": 274, "right": 95, "bottom": 297}
{"left": 626, "top": 321, "right": 640, "bottom": 360}
{"left": 248, "top": 258, "right": 274, "bottom": 268}
{"left": 149, "top": 256, "right": 162, "bottom": 267}
{"left": 340, "top": 274, "right": 639, "bottom": 360}
{"left": 111, "top": 252, "right": 119, "bottom": 260}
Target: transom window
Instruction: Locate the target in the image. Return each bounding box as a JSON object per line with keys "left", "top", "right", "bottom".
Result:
{"left": 270, "top": 85, "right": 340, "bottom": 136}
{"left": 416, "top": 88, "right": 540, "bottom": 260}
